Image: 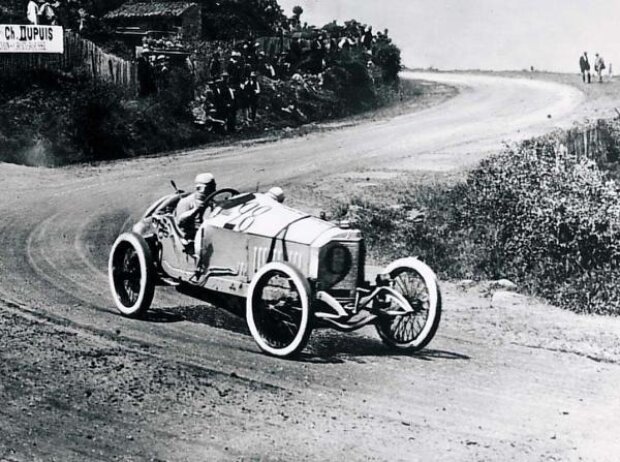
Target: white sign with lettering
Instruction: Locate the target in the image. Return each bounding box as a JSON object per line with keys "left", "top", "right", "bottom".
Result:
{"left": 0, "top": 25, "right": 63, "bottom": 53}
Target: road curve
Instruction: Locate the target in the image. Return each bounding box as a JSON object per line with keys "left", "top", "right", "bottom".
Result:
{"left": 3, "top": 74, "right": 616, "bottom": 461}
{"left": 0, "top": 72, "right": 585, "bottom": 324}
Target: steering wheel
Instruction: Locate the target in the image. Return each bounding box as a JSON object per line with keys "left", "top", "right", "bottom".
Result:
{"left": 204, "top": 188, "right": 240, "bottom": 207}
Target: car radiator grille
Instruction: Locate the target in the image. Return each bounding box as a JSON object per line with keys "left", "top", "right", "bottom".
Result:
{"left": 327, "top": 240, "right": 364, "bottom": 299}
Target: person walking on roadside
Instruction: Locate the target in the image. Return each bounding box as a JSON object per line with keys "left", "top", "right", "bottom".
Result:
{"left": 27, "top": 0, "right": 39, "bottom": 24}
{"left": 594, "top": 53, "right": 606, "bottom": 83}
{"left": 579, "top": 52, "right": 591, "bottom": 83}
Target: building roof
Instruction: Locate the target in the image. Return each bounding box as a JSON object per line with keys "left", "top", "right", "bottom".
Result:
{"left": 104, "top": 2, "right": 198, "bottom": 20}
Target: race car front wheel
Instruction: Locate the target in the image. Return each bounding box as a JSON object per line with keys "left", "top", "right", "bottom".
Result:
{"left": 246, "top": 262, "right": 312, "bottom": 358}
{"left": 109, "top": 232, "right": 156, "bottom": 318}
{"left": 375, "top": 258, "right": 441, "bottom": 351}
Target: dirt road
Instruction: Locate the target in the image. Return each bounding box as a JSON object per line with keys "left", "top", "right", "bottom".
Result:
{"left": 1, "top": 73, "right": 619, "bottom": 462}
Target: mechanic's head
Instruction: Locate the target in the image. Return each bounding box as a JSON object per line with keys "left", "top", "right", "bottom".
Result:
{"left": 195, "top": 173, "right": 216, "bottom": 201}
{"left": 267, "top": 186, "right": 285, "bottom": 203}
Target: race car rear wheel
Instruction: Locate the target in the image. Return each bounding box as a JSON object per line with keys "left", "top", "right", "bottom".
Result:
{"left": 375, "top": 258, "right": 441, "bottom": 351}
{"left": 246, "top": 262, "right": 312, "bottom": 358}
{"left": 109, "top": 232, "right": 156, "bottom": 318}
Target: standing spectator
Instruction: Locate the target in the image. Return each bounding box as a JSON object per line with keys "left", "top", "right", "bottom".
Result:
{"left": 77, "top": 8, "right": 88, "bottom": 31}
{"left": 237, "top": 78, "right": 250, "bottom": 124}
{"left": 219, "top": 73, "right": 237, "bottom": 132}
{"left": 579, "top": 52, "right": 591, "bottom": 83}
{"left": 328, "top": 33, "right": 338, "bottom": 56}
{"left": 227, "top": 51, "right": 243, "bottom": 86}
{"left": 137, "top": 56, "right": 157, "bottom": 96}
{"left": 259, "top": 52, "right": 276, "bottom": 79}
{"left": 38, "top": 1, "right": 55, "bottom": 25}
{"left": 205, "top": 81, "right": 226, "bottom": 133}
{"left": 594, "top": 53, "right": 606, "bottom": 83}
{"left": 27, "top": 0, "right": 39, "bottom": 24}
{"left": 246, "top": 72, "right": 261, "bottom": 121}
{"left": 209, "top": 51, "right": 221, "bottom": 79}
{"left": 362, "top": 26, "right": 373, "bottom": 49}
{"left": 608, "top": 62, "right": 614, "bottom": 81}
{"left": 212, "top": 77, "right": 227, "bottom": 129}
{"left": 53, "top": 0, "right": 69, "bottom": 28}
{"left": 289, "top": 37, "right": 302, "bottom": 64}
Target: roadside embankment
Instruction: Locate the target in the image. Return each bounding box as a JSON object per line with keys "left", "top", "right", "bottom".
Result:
{"left": 320, "top": 119, "right": 620, "bottom": 315}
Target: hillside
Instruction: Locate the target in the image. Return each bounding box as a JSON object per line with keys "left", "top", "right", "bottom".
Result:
{"left": 0, "top": 1, "right": 406, "bottom": 166}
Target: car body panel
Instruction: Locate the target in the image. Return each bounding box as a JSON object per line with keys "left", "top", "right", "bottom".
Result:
{"left": 139, "top": 190, "right": 366, "bottom": 300}
{"left": 206, "top": 193, "right": 335, "bottom": 246}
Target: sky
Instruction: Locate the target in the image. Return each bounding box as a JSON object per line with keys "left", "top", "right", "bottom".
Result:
{"left": 278, "top": 0, "right": 620, "bottom": 73}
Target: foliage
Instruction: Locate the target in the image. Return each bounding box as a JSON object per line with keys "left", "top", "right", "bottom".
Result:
{"left": 202, "top": 0, "right": 286, "bottom": 40}
{"left": 0, "top": 70, "right": 209, "bottom": 166}
{"left": 335, "top": 129, "right": 620, "bottom": 315}
{"left": 321, "top": 49, "right": 377, "bottom": 112}
{"left": 372, "top": 41, "right": 402, "bottom": 83}
{"left": 453, "top": 136, "right": 620, "bottom": 315}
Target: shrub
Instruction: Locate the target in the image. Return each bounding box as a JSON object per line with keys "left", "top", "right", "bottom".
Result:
{"left": 0, "top": 70, "right": 210, "bottom": 165}
{"left": 372, "top": 41, "right": 402, "bottom": 83}
{"left": 335, "top": 129, "right": 620, "bottom": 315}
{"left": 202, "top": 0, "right": 286, "bottom": 39}
{"left": 453, "top": 136, "right": 620, "bottom": 313}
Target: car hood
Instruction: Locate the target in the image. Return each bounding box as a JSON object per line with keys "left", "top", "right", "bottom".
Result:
{"left": 207, "top": 193, "right": 338, "bottom": 245}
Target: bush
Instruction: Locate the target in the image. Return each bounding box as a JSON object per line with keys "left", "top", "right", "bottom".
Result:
{"left": 0, "top": 70, "right": 209, "bottom": 165}
{"left": 335, "top": 129, "right": 620, "bottom": 315}
{"left": 202, "top": 0, "right": 285, "bottom": 39}
{"left": 372, "top": 41, "right": 402, "bottom": 83}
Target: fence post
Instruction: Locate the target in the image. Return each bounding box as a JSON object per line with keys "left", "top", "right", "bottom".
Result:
{"left": 91, "top": 49, "right": 97, "bottom": 83}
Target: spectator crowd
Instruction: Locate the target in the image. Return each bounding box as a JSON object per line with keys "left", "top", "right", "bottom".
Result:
{"left": 21, "top": 0, "right": 399, "bottom": 135}
{"left": 191, "top": 19, "right": 396, "bottom": 133}
{"left": 26, "top": 0, "right": 90, "bottom": 29}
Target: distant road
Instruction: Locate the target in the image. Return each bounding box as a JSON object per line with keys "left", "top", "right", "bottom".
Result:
{"left": 2, "top": 73, "right": 610, "bottom": 462}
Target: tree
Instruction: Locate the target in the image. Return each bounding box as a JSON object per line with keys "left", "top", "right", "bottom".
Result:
{"left": 373, "top": 41, "right": 402, "bottom": 83}
{"left": 291, "top": 5, "right": 303, "bottom": 27}
{"left": 292, "top": 5, "right": 304, "bottom": 19}
{"left": 202, "top": 0, "right": 286, "bottom": 39}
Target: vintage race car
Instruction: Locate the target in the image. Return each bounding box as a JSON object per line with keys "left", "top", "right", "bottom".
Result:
{"left": 109, "top": 182, "right": 442, "bottom": 358}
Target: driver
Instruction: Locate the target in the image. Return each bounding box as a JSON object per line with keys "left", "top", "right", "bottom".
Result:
{"left": 176, "top": 173, "right": 216, "bottom": 240}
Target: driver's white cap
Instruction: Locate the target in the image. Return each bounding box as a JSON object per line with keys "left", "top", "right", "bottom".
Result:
{"left": 195, "top": 173, "right": 215, "bottom": 185}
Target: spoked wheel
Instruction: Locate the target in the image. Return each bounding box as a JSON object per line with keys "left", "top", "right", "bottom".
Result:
{"left": 108, "top": 232, "right": 155, "bottom": 318}
{"left": 375, "top": 258, "right": 441, "bottom": 351}
{"left": 246, "top": 262, "right": 312, "bottom": 358}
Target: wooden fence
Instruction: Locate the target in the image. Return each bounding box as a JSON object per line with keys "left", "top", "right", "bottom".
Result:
{"left": 0, "top": 31, "right": 137, "bottom": 92}
{"left": 561, "top": 123, "right": 618, "bottom": 163}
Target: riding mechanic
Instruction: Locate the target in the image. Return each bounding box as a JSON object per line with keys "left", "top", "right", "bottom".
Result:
{"left": 175, "top": 173, "right": 216, "bottom": 240}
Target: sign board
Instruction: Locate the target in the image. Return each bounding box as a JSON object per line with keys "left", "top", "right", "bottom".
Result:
{"left": 0, "top": 25, "right": 64, "bottom": 53}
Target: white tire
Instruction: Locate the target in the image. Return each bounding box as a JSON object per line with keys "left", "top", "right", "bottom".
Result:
{"left": 246, "top": 262, "right": 312, "bottom": 358}
{"left": 375, "top": 258, "right": 441, "bottom": 351}
{"left": 108, "top": 232, "right": 156, "bottom": 318}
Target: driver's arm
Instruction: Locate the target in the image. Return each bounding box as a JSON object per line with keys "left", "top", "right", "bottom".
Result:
{"left": 177, "top": 207, "right": 199, "bottom": 227}
{"left": 177, "top": 198, "right": 206, "bottom": 227}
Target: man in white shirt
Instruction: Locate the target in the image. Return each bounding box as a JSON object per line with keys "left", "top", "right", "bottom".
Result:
{"left": 27, "top": 0, "right": 39, "bottom": 24}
